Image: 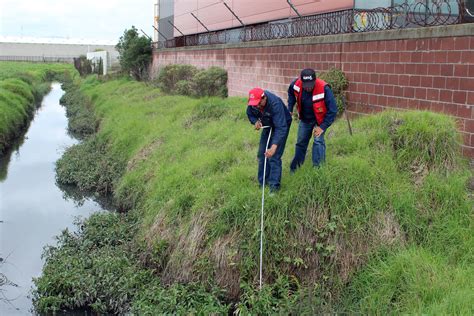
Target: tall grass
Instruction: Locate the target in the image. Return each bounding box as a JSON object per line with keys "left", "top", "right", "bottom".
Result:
{"left": 0, "top": 62, "right": 76, "bottom": 153}
{"left": 36, "top": 77, "right": 473, "bottom": 313}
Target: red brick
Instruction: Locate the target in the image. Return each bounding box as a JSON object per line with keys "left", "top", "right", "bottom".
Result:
{"left": 471, "top": 37, "right": 474, "bottom": 50}
{"left": 466, "top": 119, "right": 474, "bottom": 132}
{"left": 404, "top": 87, "right": 415, "bottom": 98}
{"left": 396, "top": 98, "right": 407, "bottom": 109}
{"left": 375, "top": 64, "right": 385, "bottom": 73}
{"left": 400, "top": 52, "right": 411, "bottom": 62}
{"left": 380, "top": 74, "right": 389, "bottom": 85}
{"left": 461, "top": 51, "right": 474, "bottom": 64}
{"left": 433, "top": 77, "right": 446, "bottom": 89}
{"left": 453, "top": 91, "right": 467, "bottom": 104}
{"left": 420, "top": 76, "right": 433, "bottom": 88}
{"left": 440, "top": 37, "right": 455, "bottom": 50}
{"left": 384, "top": 85, "right": 395, "bottom": 96}
{"left": 415, "top": 64, "right": 428, "bottom": 76}
{"left": 393, "top": 86, "right": 404, "bottom": 97}
{"left": 454, "top": 65, "right": 469, "bottom": 77}
{"left": 417, "top": 39, "right": 430, "bottom": 51}
{"left": 367, "top": 84, "right": 376, "bottom": 94}
{"left": 385, "top": 64, "right": 396, "bottom": 74}
{"left": 409, "top": 76, "right": 421, "bottom": 87}
{"left": 440, "top": 64, "right": 454, "bottom": 77}
{"left": 434, "top": 52, "right": 447, "bottom": 63}
{"left": 447, "top": 51, "right": 462, "bottom": 63}
{"left": 458, "top": 105, "right": 472, "bottom": 118}
{"left": 428, "top": 64, "right": 441, "bottom": 76}
{"left": 469, "top": 65, "right": 474, "bottom": 77}
{"left": 461, "top": 146, "right": 474, "bottom": 158}
{"left": 468, "top": 92, "right": 474, "bottom": 105}
{"left": 415, "top": 88, "right": 427, "bottom": 99}
{"left": 369, "top": 94, "right": 377, "bottom": 105}
{"left": 375, "top": 84, "right": 384, "bottom": 94}
{"left": 386, "top": 41, "right": 397, "bottom": 51}
{"left": 411, "top": 52, "right": 422, "bottom": 63}
{"left": 422, "top": 52, "right": 435, "bottom": 63}
{"left": 430, "top": 38, "right": 441, "bottom": 50}
{"left": 378, "top": 95, "right": 388, "bottom": 106}
{"left": 399, "top": 75, "right": 410, "bottom": 85}
{"left": 427, "top": 89, "right": 440, "bottom": 101}
{"left": 446, "top": 78, "right": 460, "bottom": 90}
{"left": 440, "top": 90, "right": 453, "bottom": 103}
{"left": 407, "top": 39, "right": 416, "bottom": 51}
{"left": 430, "top": 102, "right": 445, "bottom": 113}
{"left": 444, "top": 104, "right": 459, "bottom": 116}
{"left": 460, "top": 78, "right": 474, "bottom": 91}
{"left": 454, "top": 37, "right": 470, "bottom": 50}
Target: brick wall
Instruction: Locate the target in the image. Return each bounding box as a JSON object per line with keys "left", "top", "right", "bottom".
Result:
{"left": 152, "top": 24, "right": 474, "bottom": 157}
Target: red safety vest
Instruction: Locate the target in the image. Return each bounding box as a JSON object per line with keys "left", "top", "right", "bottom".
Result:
{"left": 293, "top": 78, "right": 327, "bottom": 125}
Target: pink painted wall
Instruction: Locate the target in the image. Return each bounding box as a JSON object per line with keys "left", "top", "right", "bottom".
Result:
{"left": 174, "top": 0, "right": 354, "bottom": 36}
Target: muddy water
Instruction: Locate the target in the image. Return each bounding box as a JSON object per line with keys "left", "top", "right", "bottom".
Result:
{"left": 0, "top": 83, "right": 103, "bottom": 315}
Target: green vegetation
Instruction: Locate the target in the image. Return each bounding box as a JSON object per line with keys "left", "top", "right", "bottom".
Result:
{"left": 156, "top": 64, "right": 228, "bottom": 97}
{"left": 116, "top": 26, "right": 152, "bottom": 81}
{"left": 0, "top": 61, "right": 75, "bottom": 154}
{"left": 59, "top": 76, "right": 98, "bottom": 138}
{"left": 319, "top": 68, "right": 348, "bottom": 115}
{"left": 35, "top": 77, "right": 472, "bottom": 314}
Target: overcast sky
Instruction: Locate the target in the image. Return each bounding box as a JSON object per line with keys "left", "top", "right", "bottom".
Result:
{"left": 0, "top": 0, "right": 155, "bottom": 44}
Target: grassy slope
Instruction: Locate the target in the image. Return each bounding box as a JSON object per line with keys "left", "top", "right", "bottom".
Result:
{"left": 0, "top": 61, "right": 75, "bottom": 153}
{"left": 37, "top": 76, "right": 473, "bottom": 313}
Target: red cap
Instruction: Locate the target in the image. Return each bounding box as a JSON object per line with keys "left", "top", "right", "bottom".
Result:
{"left": 248, "top": 87, "right": 265, "bottom": 106}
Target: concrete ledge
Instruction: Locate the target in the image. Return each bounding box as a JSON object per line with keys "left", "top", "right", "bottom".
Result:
{"left": 156, "top": 23, "right": 474, "bottom": 52}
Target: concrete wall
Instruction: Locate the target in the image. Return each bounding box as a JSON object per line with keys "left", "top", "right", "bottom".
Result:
{"left": 0, "top": 42, "right": 119, "bottom": 64}
{"left": 152, "top": 24, "right": 474, "bottom": 157}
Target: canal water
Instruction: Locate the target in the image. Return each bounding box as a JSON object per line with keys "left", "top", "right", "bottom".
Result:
{"left": 0, "top": 83, "right": 103, "bottom": 315}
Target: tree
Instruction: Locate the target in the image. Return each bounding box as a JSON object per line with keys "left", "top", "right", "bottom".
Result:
{"left": 116, "top": 26, "right": 152, "bottom": 81}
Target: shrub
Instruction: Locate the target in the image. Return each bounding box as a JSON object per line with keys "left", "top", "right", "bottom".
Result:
{"left": 319, "top": 68, "right": 349, "bottom": 115}
{"left": 156, "top": 64, "right": 227, "bottom": 98}
{"left": 156, "top": 64, "right": 198, "bottom": 92}
{"left": 192, "top": 66, "right": 228, "bottom": 98}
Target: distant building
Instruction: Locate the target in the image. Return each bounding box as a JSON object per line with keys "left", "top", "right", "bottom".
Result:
{"left": 0, "top": 37, "right": 119, "bottom": 64}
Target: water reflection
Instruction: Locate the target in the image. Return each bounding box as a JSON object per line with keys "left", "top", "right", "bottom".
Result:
{"left": 0, "top": 83, "right": 104, "bottom": 315}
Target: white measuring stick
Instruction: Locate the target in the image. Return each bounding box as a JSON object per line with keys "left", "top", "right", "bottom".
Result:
{"left": 259, "top": 125, "right": 272, "bottom": 290}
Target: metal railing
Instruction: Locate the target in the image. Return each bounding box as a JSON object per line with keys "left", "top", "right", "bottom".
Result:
{"left": 153, "top": 0, "right": 470, "bottom": 50}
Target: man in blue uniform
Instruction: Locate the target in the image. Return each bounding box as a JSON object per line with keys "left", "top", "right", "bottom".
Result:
{"left": 288, "top": 68, "right": 338, "bottom": 171}
{"left": 247, "top": 87, "right": 292, "bottom": 192}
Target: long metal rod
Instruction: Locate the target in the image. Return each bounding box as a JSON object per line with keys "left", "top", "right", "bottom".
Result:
{"left": 222, "top": 1, "right": 245, "bottom": 26}
{"left": 287, "top": 0, "right": 302, "bottom": 18}
{"left": 140, "top": 29, "right": 152, "bottom": 40}
{"left": 152, "top": 25, "right": 168, "bottom": 41}
{"left": 259, "top": 126, "right": 272, "bottom": 290}
{"left": 168, "top": 20, "right": 185, "bottom": 36}
{"left": 190, "top": 12, "right": 210, "bottom": 32}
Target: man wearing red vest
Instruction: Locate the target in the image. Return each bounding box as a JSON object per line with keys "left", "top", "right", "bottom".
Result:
{"left": 288, "top": 68, "right": 338, "bottom": 171}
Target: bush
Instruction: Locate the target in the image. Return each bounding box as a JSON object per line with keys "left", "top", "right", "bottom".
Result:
{"left": 156, "top": 64, "right": 198, "bottom": 92}
{"left": 156, "top": 64, "right": 227, "bottom": 98}
{"left": 319, "top": 68, "right": 348, "bottom": 115}
{"left": 192, "top": 66, "right": 228, "bottom": 98}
